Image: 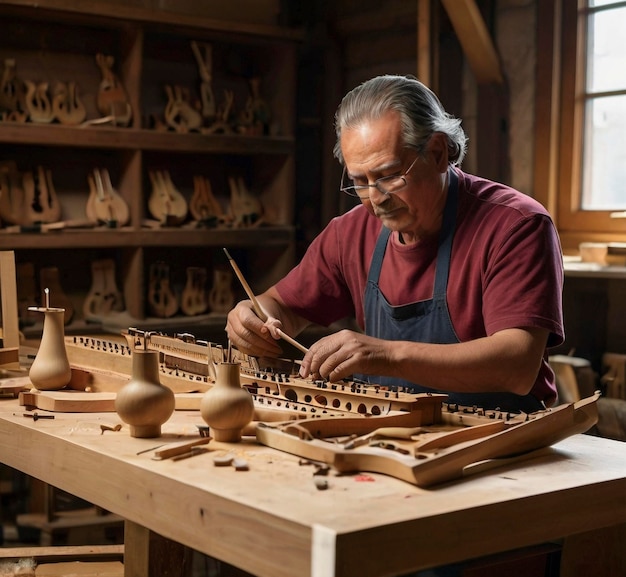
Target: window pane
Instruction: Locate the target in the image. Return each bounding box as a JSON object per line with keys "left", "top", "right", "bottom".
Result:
{"left": 589, "top": 0, "right": 623, "bottom": 7}
{"left": 586, "top": 6, "right": 626, "bottom": 93}
{"left": 582, "top": 96, "right": 626, "bottom": 210}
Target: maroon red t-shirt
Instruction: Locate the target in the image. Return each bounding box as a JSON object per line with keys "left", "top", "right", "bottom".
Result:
{"left": 276, "top": 168, "right": 564, "bottom": 405}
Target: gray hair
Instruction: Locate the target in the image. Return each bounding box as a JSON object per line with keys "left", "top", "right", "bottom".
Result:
{"left": 333, "top": 75, "right": 467, "bottom": 166}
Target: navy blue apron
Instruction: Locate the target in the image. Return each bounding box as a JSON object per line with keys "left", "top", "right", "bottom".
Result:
{"left": 361, "top": 168, "right": 542, "bottom": 413}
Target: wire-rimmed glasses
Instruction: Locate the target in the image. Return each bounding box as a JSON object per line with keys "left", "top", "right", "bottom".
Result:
{"left": 340, "top": 155, "right": 419, "bottom": 199}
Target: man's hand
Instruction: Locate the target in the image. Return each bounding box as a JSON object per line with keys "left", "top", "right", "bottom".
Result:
{"left": 299, "top": 330, "right": 392, "bottom": 381}
{"left": 225, "top": 300, "right": 283, "bottom": 357}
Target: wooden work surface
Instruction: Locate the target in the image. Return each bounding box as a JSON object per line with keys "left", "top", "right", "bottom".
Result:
{"left": 1, "top": 398, "right": 626, "bottom": 577}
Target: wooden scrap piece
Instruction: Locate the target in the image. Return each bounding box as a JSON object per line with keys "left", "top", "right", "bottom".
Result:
{"left": 152, "top": 437, "right": 211, "bottom": 460}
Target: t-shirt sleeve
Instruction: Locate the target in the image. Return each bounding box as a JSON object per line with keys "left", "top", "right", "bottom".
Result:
{"left": 482, "top": 213, "right": 564, "bottom": 348}
{"left": 275, "top": 218, "right": 357, "bottom": 327}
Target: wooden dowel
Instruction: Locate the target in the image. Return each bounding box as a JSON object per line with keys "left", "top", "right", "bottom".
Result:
{"left": 223, "top": 248, "right": 309, "bottom": 354}
{"left": 223, "top": 248, "right": 267, "bottom": 321}
{"left": 275, "top": 328, "right": 309, "bottom": 354}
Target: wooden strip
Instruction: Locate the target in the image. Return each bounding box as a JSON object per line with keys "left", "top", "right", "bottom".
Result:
{"left": 19, "top": 390, "right": 117, "bottom": 412}
{"left": 0, "top": 544, "right": 124, "bottom": 561}
{"left": 35, "top": 560, "right": 123, "bottom": 576}
{"left": 440, "top": 0, "right": 504, "bottom": 84}
{"left": 153, "top": 437, "right": 211, "bottom": 460}
{"left": 417, "top": 0, "right": 432, "bottom": 86}
{"left": 0, "top": 347, "right": 19, "bottom": 367}
{"left": 0, "top": 251, "right": 20, "bottom": 351}
{"left": 312, "top": 524, "right": 337, "bottom": 577}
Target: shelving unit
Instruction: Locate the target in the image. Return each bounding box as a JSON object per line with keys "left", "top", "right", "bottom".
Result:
{"left": 0, "top": 1, "right": 299, "bottom": 340}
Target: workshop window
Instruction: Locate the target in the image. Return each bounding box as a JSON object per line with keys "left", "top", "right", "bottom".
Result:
{"left": 555, "top": 0, "right": 626, "bottom": 248}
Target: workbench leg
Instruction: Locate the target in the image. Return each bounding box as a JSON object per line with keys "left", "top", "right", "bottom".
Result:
{"left": 123, "top": 520, "right": 191, "bottom": 577}
{"left": 560, "top": 522, "right": 626, "bottom": 577}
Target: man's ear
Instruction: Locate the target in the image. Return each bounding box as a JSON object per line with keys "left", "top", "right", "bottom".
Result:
{"left": 428, "top": 133, "right": 449, "bottom": 172}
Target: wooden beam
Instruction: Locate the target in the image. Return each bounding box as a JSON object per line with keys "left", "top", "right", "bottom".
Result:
{"left": 0, "top": 251, "right": 20, "bottom": 360}
{"left": 440, "top": 0, "right": 504, "bottom": 84}
{"left": 533, "top": 0, "right": 561, "bottom": 216}
{"left": 417, "top": 0, "right": 432, "bottom": 86}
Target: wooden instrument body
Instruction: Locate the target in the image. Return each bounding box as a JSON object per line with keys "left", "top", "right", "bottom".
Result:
{"left": 147, "top": 170, "right": 188, "bottom": 225}
{"left": 257, "top": 394, "right": 600, "bottom": 487}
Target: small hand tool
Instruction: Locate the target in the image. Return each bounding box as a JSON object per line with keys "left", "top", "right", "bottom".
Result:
{"left": 223, "top": 247, "right": 309, "bottom": 354}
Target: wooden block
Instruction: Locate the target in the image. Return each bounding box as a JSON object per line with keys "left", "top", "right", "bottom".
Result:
{"left": 580, "top": 242, "right": 608, "bottom": 264}
{"left": 0, "top": 347, "right": 19, "bottom": 367}
{"left": 35, "top": 561, "right": 123, "bottom": 576}
{"left": 19, "top": 391, "right": 117, "bottom": 412}
{"left": 0, "top": 545, "right": 124, "bottom": 562}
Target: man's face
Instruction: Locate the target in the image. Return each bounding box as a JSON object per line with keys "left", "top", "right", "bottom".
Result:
{"left": 340, "top": 110, "right": 448, "bottom": 244}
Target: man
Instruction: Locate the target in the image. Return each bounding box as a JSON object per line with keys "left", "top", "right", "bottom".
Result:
{"left": 226, "top": 74, "right": 564, "bottom": 413}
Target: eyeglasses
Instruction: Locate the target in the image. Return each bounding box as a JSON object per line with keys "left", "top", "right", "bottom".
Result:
{"left": 340, "top": 155, "right": 419, "bottom": 199}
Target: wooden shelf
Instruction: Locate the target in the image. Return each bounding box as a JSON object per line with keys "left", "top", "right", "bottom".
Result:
{"left": 1, "top": 1, "right": 298, "bottom": 326}
{"left": 0, "top": 0, "right": 304, "bottom": 41}
{"left": 0, "top": 226, "right": 294, "bottom": 250}
{"left": 0, "top": 123, "right": 295, "bottom": 154}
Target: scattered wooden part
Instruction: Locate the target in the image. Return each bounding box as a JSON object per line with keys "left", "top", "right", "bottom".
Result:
{"left": 85, "top": 171, "right": 100, "bottom": 223}
{"left": 0, "top": 161, "right": 27, "bottom": 225}
{"left": 180, "top": 266, "right": 208, "bottom": 316}
{"left": 238, "top": 77, "right": 271, "bottom": 136}
{"left": 20, "top": 170, "right": 37, "bottom": 225}
{"left": 0, "top": 219, "right": 94, "bottom": 234}
{"left": 232, "top": 458, "right": 249, "bottom": 471}
{"left": 52, "top": 81, "right": 86, "bottom": 125}
{"left": 83, "top": 259, "right": 124, "bottom": 319}
{"left": 100, "top": 423, "right": 122, "bottom": 434}
{"left": 0, "top": 58, "right": 19, "bottom": 113}
{"left": 88, "top": 168, "right": 129, "bottom": 227}
{"left": 414, "top": 420, "right": 506, "bottom": 451}
{"left": 43, "top": 166, "right": 62, "bottom": 222}
{"left": 256, "top": 393, "right": 600, "bottom": 487}
{"left": 147, "top": 170, "right": 187, "bottom": 225}
{"left": 95, "top": 53, "right": 132, "bottom": 126}
{"left": 313, "top": 476, "right": 329, "bottom": 490}
{"left": 201, "top": 89, "right": 234, "bottom": 134}
{"left": 19, "top": 390, "right": 117, "bottom": 412}
{"left": 163, "top": 84, "right": 202, "bottom": 133}
{"left": 189, "top": 175, "right": 223, "bottom": 224}
{"left": 24, "top": 80, "right": 54, "bottom": 123}
{"left": 0, "top": 376, "right": 31, "bottom": 394}
{"left": 161, "top": 170, "right": 188, "bottom": 223}
{"left": 24, "top": 166, "right": 62, "bottom": 224}
{"left": 207, "top": 268, "right": 234, "bottom": 314}
{"left": 190, "top": 41, "right": 216, "bottom": 121}
{"left": 228, "top": 176, "right": 263, "bottom": 228}
{"left": 152, "top": 437, "right": 211, "bottom": 460}
{"left": 172, "top": 446, "right": 208, "bottom": 461}
{"left": 147, "top": 261, "right": 179, "bottom": 318}
{"left": 213, "top": 454, "right": 234, "bottom": 466}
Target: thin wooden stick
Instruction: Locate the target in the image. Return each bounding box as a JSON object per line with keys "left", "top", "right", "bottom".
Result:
{"left": 223, "top": 248, "right": 309, "bottom": 354}
{"left": 223, "top": 248, "right": 267, "bottom": 321}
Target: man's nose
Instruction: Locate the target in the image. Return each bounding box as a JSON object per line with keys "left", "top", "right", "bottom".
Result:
{"left": 367, "top": 184, "right": 388, "bottom": 204}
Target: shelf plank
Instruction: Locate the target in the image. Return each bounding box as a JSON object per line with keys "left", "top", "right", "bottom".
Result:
{"left": 0, "top": 0, "right": 304, "bottom": 41}
{"left": 0, "top": 123, "right": 294, "bottom": 154}
{"left": 0, "top": 226, "right": 295, "bottom": 249}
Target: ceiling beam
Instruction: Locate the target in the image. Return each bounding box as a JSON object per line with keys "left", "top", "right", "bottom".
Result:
{"left": 439, "top": 0, "right": 504, "bottom": 84}
{"left": 417, "top": 0, "right": 433, "bottom": 87}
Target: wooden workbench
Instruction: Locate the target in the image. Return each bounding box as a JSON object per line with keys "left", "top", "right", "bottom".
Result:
{"left": 1, "top": 398, "right": 625, "bottom": 577}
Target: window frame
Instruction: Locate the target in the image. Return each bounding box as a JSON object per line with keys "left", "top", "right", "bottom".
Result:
{"left": 535, "top": 0, "right": 626, "bottom": 253}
